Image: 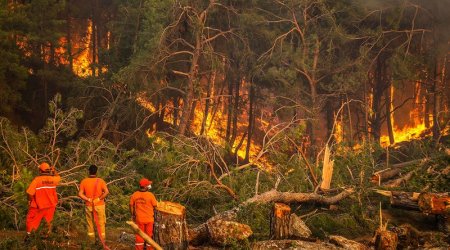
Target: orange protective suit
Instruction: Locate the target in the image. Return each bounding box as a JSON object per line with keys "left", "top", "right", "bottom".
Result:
{"left": 130, "top": 191, "right": 158, "bottom": 250}
{"left": 26, "top": 174, "right": 60, "bottom": 233}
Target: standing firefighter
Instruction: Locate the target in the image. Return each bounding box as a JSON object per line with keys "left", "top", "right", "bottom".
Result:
{"left": 130, "top": 178, "right": 158, "bottom": 250}
{"left": 78, "top": 165, "right": 109, "bottom": 243}
{"left": 25, "top": 162, "right": 60, "bottom": 238}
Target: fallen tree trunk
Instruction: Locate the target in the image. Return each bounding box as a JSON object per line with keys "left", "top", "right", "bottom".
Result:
{"left": 418, "top": 192, "right": 450, "bottom": 214}
{"left": 206, "top": 219, "right": 253, "bottom": 246}
{"left": 371, "top": 168, "right": 401, "bottom": 184}
{"left": 383, "top": 170, "right": 415, "bottom": 188}
{"left": 243, "top": 188, "right": 355, "bottom": 205}
{"left": 375, "top": 190, "right": 420, "bottom": 211}
{"left": 126, "top": 221, "right": 163, "bottom": 250}
{"left": 329, "top": 235, "right": 368, "bottom": 250}
{"left": 189, "top": 188, "right": 354, "bottom": 244}
{"left": 252, "top": 240, "right": 343, "bottom": 250}
{"left": 371, "top": 158, "right": 430, "bottom": 184}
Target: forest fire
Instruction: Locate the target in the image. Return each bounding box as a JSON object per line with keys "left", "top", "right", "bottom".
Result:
{"left": 380, "top": 123, "right": 428, "bottom": 147}
{"left": 139, "top": 80, "right": 266, "bottom": 162}
{"left": 72, "top": 20, "right": 93, "bottom": 77}
{"left": 380, "top": 81, "right": 432, "bottom": 147}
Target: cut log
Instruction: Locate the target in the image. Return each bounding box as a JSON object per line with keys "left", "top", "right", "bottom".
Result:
{"left": 289, "top": 214, "right": 312, "bottom": 238}
{"left": 329, "top": 235, "right": 368, "bottom": 250}
{"left": 383, "top": 170, "right": 415, "bottom": 188}
{"left": 371, "top": 168, "right": 400, "bottom": 184}
{"left": 252, "top": 240, "right": 343, "bottom": 250}
{"left": 206, "top": 219, "right": 252, "bottom": 246}
{"left": 417, "top": 192, "right": 450, "bottom": 215}
{"left": 373, "top": 229, "right": 398, "bottom": 250}
{"left": 154, "top": 201, "right": 189, "bottom": 250}
{"left": 375, "top": 190, "right": 420, "bottom": 211}
{"left": 270, "top": 203, "right": 291, "bottom": 239}
{"left": 126, "top": 221, "right": 163, "bottom": 250}
{"left": 390, "top": 191, "right": 421, "bottom": 210}
{"left": 371, "top": 158, "right": 430, "bottom": 184}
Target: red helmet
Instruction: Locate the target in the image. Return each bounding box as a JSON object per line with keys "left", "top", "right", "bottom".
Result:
{"left": 139, "top": 178, "right": 152, "bottom": 187}
{"left": 39, "top": 162, "right": 50, "bottom": 172}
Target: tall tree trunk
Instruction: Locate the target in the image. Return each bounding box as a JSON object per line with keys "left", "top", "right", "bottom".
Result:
{"left": 201, "top": 72, "right": 215, "bottom": 135}
{"left": 386, "top": 83, "right": 395, "bottom": 145}
{"left": 424, "top": 87, "right": 430, "bottom": 128}
{"left": 230, "top": 76, "right": 240, "bottom": 146}
{"left": 245, "top": 84, "right": 255, "bottom": 162}
{"left": 66, "top": 11, "right": 73, "bottom": 71}
{"left": 178, "top": 37, "right": 201, "bottom": 135}
{"left": 156, "top": 95, "right": 166, "bottom": 131}
{"left": 307, "top": 83, "right": 317, "bottom": 148}
{"left": 173, "top": 97, "right": 179, "bottom": 127}
{"left": 432, "top": 59, "right": 441, "bottom": 141}
{"left": 185, "top": 100, "right": 198, "bottom": 134}
{"left": 226, "top": 76, "right": 233, "bottom": 143}
{"left": 371, "top": 56, "right": 385, "bottom": 143}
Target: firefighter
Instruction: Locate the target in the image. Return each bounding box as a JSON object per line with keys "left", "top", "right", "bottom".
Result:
{"left": 25, "top": 162, "right": 61, "bottom": 239}
{"left": 78, "top": 165, "right": 109, "bottom": 242}
{"left": 130, "top": 178, "right": 158, "bottom": 250}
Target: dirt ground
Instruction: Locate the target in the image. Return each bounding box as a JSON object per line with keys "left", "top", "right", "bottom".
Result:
{"left": 0, "top": 227, "right": 134, "bottom": 249}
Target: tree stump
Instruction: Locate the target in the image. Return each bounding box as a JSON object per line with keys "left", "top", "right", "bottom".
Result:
{"left": 270, "top": 203, "right": 291, "bottom": 239}
{"left": 418, "top": 192, "right": 450, "bottom": 233}
{"left": 154, "top": 201, "right": 189, "bottom": 250}
{"left": 374, "top": 229, "right": 398, "bottom": 250}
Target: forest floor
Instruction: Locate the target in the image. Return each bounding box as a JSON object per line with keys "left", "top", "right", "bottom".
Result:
{"left": 0, "top": 227, "right": 133, "bottom": 249}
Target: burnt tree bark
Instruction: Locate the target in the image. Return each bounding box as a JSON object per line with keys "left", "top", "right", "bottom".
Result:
{"left": 374, "top": 229, "right": 398, "bottom": 250}
{"left": 270, "top": 203, "right": 291, "bottom": 240}
{"left": 245, "top": 83, "right": 255, "bottom": 162}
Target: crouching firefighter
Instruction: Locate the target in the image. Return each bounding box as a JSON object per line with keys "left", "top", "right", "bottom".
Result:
{"left": 25, "top": 162, "right": 60, "bottom": 239}
{"left": 78, "top": 164, "right": 109, "bottom": 244}
{"left": 130, "top": 178, "right": 158, "bottom": 250}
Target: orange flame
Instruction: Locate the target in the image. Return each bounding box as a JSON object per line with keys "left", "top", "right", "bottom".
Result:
{"left": 380, "top": 82, "right": 429, "bottom": 146}
{"left": 72, "top": 20, "right": 93, "bottom": 77}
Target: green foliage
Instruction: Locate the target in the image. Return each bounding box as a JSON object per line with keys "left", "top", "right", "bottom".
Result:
{"left": 306, "top": 212, "right": 373, "bottom": 239}
{"left": 237, "top": 203, "right": 271, "bottom": 239}
{"left": 0, "top": 1, "right": 28, "bottom": 115}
